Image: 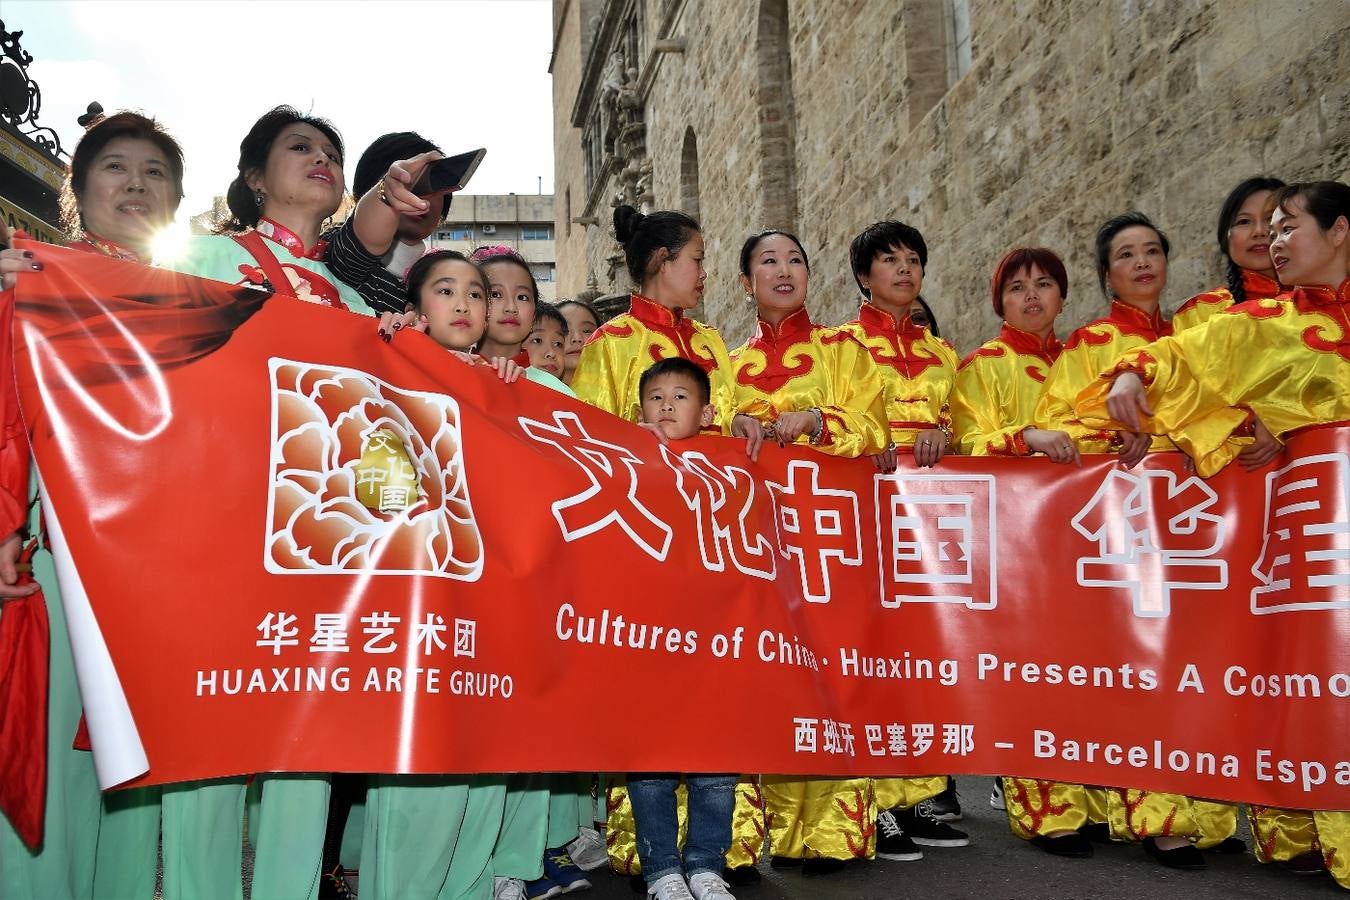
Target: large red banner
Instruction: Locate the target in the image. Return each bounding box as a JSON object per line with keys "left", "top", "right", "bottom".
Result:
{"left": 11, "top": 245, "right": 1350, "bottom": 809}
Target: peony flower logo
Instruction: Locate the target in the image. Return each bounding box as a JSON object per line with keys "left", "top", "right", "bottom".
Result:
{"left": 265, "top": 358, "right": 482, "bottom": 579}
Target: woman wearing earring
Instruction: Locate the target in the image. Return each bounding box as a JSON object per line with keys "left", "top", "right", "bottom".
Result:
{"left": 174, "top": 105, "right": 365, "bottom": 315}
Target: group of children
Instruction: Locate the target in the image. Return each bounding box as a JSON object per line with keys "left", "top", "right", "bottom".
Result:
{"left": 0, "top": 102, "right": 1346, "bottom": 900}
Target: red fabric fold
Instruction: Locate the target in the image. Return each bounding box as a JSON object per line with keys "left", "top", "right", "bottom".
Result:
{"left": 0, "top": 541, "right": 48, "bottom": 851}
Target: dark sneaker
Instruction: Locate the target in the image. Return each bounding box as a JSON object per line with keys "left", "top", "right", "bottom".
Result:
{"left": 525, "top": 874, "right": 563, "bottom": 899}
{"left": 1280, "top": 850, "right": 1326, "bottom": 875}
{"left": 769, "top": 856, "right": 802, "bottom": 869}
{"left": 542, "top": 848, "right": 592, "bottom": 893}
{"left": 722, "top": 865, "right": 761, "bottom": 885}
{"left": 927, "top": 777, "right": 962, "bottom": 822}
{"left": 875, "top": 808, "right": 923, "bottom": 861}
{"left": 801, "top": 857, "right": 847, "bottom": 876}
{"left": 1029, "top": 832, "right": 1094, "bottom": 858}
{"left": 899, "top": 801, "right": 970, "bottom": 847}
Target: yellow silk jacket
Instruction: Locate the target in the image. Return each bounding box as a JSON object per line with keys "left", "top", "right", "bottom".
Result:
{"left": 834, "top": 303, "right": 957, "bottom": 448}
{"left": 1075, "top": 279, "right": 1350, "bottom": 475}
{"left": 1172, "top": 269, "right": 1282, "bottom": 333}
{"left": 952, "top": 324, "right": 1063, "bottom": 456}
{"left": 571, "top": 293, "right": 738, "bottom": 432}
{"left": 730, "top": 306, "right": 890, "bottom": 458}
{"left": 1034, "top": 300, "right": 1193, "bottom": 454}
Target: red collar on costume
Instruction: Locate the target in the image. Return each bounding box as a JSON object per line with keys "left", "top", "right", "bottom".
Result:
{"left": 629, "top": 293, "right": 694, "bottom": 332}
{"left": 1291, "top": 278, "right": 1350, "bottom": 307}
{"left": 71, "top": 230, "right": 144, "bottom": 263}
{"left": 257, "top": 217, "right": 327, "bottom": 260}
{"left": 1241, "top": 269, "right": 1282, "bottom": 302}
{"left": 751, "top": 305, "right": 814, "bottom": 344}
{"left": 998, "top": 323, "right": 1061, "bottom": 360}
{"left": 511, "top": 348, "right": 531, "bottom": 367}
{"left": 1107, "top": 298, "right": 1170, "bottom": 338}
{"left": 857, "top": 301, "right": 927, "bottom": 337}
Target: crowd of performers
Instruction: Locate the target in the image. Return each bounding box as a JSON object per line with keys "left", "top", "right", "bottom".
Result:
{"left": 0, "top": 106, "right": 1346, "bottom": 900}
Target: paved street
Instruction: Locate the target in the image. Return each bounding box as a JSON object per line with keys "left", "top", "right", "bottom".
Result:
{"left": 581, "top": 778, "right": 1343, "bottom": 900}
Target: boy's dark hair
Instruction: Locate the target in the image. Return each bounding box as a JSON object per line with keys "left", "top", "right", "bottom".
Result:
{"left": 849, "top": 221, "right": 928, "bottom": 298}
{"left": 404, "top": 249, "right": 485, "bottom": 310}
{"left": 638, "top": 357, "right": 711, "bottom": 406}
{"left": 1094, "top": 211, "right": 1170, "bottom": 296}
{"left": 532, "top": 301, "right": 568, "bottom": 334}
{"left": 614, "top": 204, "right": 700, "bottom": 284}
{"left": 353, "top": 131, "right": 452, "bottom": 220}
{"left": 1216, "top": 176, "right": 1284, "bottom": 302}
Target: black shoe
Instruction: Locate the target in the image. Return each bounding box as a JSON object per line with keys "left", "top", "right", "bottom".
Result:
{"left": 875, "top": 808, "right": 923, "bottom": 861}
{"left": 801, "top": 857, "right": 846, "bottom": 876}
{"left": 1078, "top": 822, "right": 1112, "bottom": 843}
{"left": 629, "top": 874, "right": 647, "bottom": 893}
{"left": 898, "top": 801, "right": 970, "bottom": 847}
{"left": 1280, "top": 850, "right": 1326, "bottom": 875}
{"left": 769, "top": 855, "right": 802, "bottom": 869}
{"left": 1029, "top": 833, "right": 1094, "bottom": 859}
{"left": 1210, "top": 836, "right": 1246, "bottom": 855}
{"left": 927, "top": 777, "right": 963, "bottom": 822}
{"left": 723, "top": 865, "right": 761, "bottom": 885}
{"left": 1143, "top": 837, "right": 1206, "bottom": 870}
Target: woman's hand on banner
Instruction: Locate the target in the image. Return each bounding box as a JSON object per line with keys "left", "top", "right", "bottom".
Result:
{"left": 376, "top": 309, "right": 427, "bottom": 342}
{"left": 1117, "top": 431, "right": 1151, "bottom": 469}
{"left": 1238, "top": 417, "right": 1283, "bottom": 470}
{"left": 913, "top": 427, "right": 947, "bottom": 468}
{"left": 731, "top": 414, "right": 764, "bottom": 462}
{"left": 0, "top": 224, "right": 41, "bottom": 292}
{"left": 1106, "top": 372, "right": 1152, "bottom": 431}
{"left": 872, "top": 443, "right": 898, "bottom": 473}
{"left": 1024, "top": 427, "right": 1082, "bottom": 466}
{"left": 0, "top": 532, "right": 38, "bottom": 600}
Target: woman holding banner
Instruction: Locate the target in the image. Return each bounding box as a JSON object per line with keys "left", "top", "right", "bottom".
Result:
{"left": 1084, "top": 180, "right": 1350, "bottom": 889}
{"left": 0, "top": 110, "right": 183, "bottom": 900}
{"left": 729, "top": 228, "right": 891, "bottom": 877}
{"left": 1035, "top": 212, "right": 1247, "bottom": 870}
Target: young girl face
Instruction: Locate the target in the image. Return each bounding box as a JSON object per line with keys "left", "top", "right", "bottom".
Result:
{"left": 419, "top": 259, "right": 488, "bottom": 351}
{"left": 559, "top": 303, "right": 599, "bottom": 380}
{"left": 483, "top": 259, "right": 537, "bottom": 346}
{"left": 525, "top": 316, "right": 567, "bottom": 379}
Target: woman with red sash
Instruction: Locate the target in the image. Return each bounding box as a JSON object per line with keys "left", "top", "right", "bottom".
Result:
{"left": 1087, "top": 181, "right": 1350, "bottom": 890}
{"left": 1036, "top": 212, "right": 1247, "bottom": 871}
{"left": 0, "top": 110, "right": 183, "bottom": 900}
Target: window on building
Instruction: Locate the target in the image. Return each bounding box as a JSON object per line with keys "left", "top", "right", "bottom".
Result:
{"left": 440, "top": 228, "right": 474, "bottom": 241}
{"left": 946, "top": 0, "right": 972, "bottom": 85}
{"left": 521, "top": 226, "right": 553, "bottom": 241}
{"left": 532, "top": 265, "right": 556, "bottom": 283}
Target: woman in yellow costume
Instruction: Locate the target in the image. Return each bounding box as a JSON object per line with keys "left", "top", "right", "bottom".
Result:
{"left": 952, "top": 246, "right": 1111, "bottom": 859}
{"left": 1035, "top": 211, "right": 1247, "bottom": 870}
{"left": 728, "top": 229, "right": 889, "bottom": 878}
{"left": 571, "top": 205, "right": 764, "bottom": 894}
{"left": 833, "top": 221, "right": 970, "bottom": 864}
{"left": 1086, "top": 181, "right": 1350, "bottom": 889}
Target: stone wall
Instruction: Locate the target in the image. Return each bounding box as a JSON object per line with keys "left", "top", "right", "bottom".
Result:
{"left": 553, "top": 0, "right": 1350, "bottom": 353}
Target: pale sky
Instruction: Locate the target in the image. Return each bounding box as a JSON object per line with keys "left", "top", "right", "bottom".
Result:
{"left": 4, "top": 0, "right": 556, "bottom": 221}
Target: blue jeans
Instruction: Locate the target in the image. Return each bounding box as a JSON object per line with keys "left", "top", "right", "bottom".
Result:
{"left": 628, "top": 774, "right": 737, "bottom": 885}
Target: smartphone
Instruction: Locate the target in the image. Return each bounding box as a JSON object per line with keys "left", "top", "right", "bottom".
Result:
{"left": 412, "top": 149, "right": 487, "bottom": 196}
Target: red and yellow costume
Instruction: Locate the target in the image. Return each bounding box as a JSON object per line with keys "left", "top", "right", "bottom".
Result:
{"left": 731, "top": 306, "right": 890, "bottom": 457}
{"left": 1074, "top": 280, "right": 1350, "bottom": 886}
{"left": 1171, "top": 269, "right": 1281, "bottom": 334}
{"left": 833, "top": 303, "right": 955, "bottom": 832}
{"left": 951, "top": 324, "right": 1061, "bottom": 456}
{"left": 573, "top": 294, "right": 757, "bottom": 873}
{"left": 571, "top": 294, "right": 738, "bottom": 431}
{"left": 1036, "top": 298, "right": 1243, "bottom": 850}
{"left": 724, "top": 306, "right": 889, "bottom": 862}
{"left": 949, "top": 323, "right": 1114, "bottom": 838}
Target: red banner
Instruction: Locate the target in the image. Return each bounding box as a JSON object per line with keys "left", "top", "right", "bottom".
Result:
{"left": 11, "top": 245, "right": 1350, "bottom": 809}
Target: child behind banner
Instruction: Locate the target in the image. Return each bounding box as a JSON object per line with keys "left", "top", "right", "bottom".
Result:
{"left": 626, "top": 357, "right": 738, "bottom": 900}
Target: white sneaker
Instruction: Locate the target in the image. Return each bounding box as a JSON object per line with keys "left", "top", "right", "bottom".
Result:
{"left": 566, "top": 826, "right": 608, "bottom": 871}
{"left": 687, "top": 871, "right": 735, "bottom": 900}
{"left": 989, "top": 778, "right": 1006, "bottom": 811}
{"left": 494, "top": 876, "right": 529, "bottom": 900}
{"left": 648, "top": 872, "right": 695, "bottom": 900}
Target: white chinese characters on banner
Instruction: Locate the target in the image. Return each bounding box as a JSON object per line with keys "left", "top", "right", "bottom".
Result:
{"left": 660, "top": 447, "right": 778, "bottom": 579}
{"left": 768, "top": 460, "right": 863, "bottom": 603}
{"left": 1071, "top": 468, "right": 1227, "bottom": 617}
{"left": 873, "top": 474, "right": 997, "bottom": 609}
{"left": 1251, "top": 452, "right": 1350, "bottom": 614}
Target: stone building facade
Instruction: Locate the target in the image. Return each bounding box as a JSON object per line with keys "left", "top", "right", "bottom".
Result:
{"left": 550, "top": 0, "right": 1349, "bottom": 353}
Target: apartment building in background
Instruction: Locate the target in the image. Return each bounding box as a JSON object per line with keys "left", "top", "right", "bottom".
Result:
{"left": 432, "top": 193, "right": 558, "bottom": 302}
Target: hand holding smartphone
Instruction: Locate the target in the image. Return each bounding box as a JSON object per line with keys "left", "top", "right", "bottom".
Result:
{"left": 412, "top": 149, "right": 487, "bottom": 197}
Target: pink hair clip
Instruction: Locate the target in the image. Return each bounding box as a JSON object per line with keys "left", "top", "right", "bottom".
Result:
{"left": 471, "top": 244, "right": 523, "bottom": 263}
